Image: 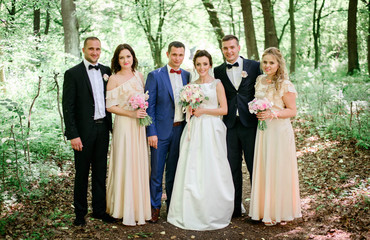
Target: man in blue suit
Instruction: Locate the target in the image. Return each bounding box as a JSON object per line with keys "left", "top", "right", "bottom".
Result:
{"left": 214, "top": 35, "right": 262, "bottom": 218}
{"left": 145, "top": 41, "right": 190, "bottom": 223}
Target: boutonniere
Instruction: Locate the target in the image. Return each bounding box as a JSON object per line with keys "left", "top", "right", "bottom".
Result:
{"left": 241, "top": 71, "right": 248, "bottom": 78}
{"left": 103, "top": 74, "right": 109, "bottom": 82}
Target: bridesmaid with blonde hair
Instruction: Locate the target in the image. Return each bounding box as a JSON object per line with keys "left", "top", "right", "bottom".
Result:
{"left": 249, "top": 47, "right": 302, "bottom": 226}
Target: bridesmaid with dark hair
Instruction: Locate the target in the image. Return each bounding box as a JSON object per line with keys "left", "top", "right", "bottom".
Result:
{"left": 105, "top": 44, "right": 151, "bottom": 225}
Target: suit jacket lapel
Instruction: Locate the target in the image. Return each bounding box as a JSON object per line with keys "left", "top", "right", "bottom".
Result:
{"left": 79, "top": 62, "right": 94, "bottom": 97}
{"left": 240, "top": 59, "right": 251, "bottom": 86}
{"left": 161, "top": 65, "right": 174, "bottom": 102}
{"left": 98, "top": 64, "right": 108, "bottom": 97}
{"left": 180, "top": 69, "right": 188, "bottom": 85}
{"left": 220, "top": 63, "right": 236, "bottom": 91}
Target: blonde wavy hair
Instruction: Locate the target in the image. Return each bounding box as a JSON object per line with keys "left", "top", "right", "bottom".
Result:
{"left": 261, "top": 47, "right": 288, "bottom": 91}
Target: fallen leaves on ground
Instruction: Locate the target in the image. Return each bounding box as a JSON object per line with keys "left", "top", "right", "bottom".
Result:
{"left": 1, "top": 120, "right": 369, "bottom": 239}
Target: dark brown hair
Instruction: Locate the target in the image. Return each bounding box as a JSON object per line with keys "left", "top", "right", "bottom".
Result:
{"left": 193, "top": 50, "right": 213, "bottom": 67}
{"left": 222, "top": 35, "right": 239, "bottom": 45}
{"left": 167, "top": 41, "right": 185, "bottom": 53}
{"left": 111, "top": 44, "right": 138, "bottom": 74}
{"left": 84, "top": 37, "right": 100, "bottom": 48}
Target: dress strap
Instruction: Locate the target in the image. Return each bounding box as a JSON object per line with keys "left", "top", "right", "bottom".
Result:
{"left": 133, "top": 71, "right": 144, "bottom": 88}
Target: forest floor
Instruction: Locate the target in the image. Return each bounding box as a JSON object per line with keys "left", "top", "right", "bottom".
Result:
{"left": 1, "top": 119, "right": 369, "bottom": 240}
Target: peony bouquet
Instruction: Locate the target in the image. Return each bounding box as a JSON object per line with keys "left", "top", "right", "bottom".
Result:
{"left": 129, "top": 91, "right": 152, "bottom": 126}
{"left": 248, "top": 97, "right": 273, "bottom": 130}
{"left": 179, "top": 84, "right": 208, "bottom": 111}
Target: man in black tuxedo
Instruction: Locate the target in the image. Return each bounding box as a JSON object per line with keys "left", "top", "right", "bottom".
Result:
{"left": 214, "top": 35, "right": 262, "bottom": 218}
{"left": 62, "top": 37, "right": 115, "bottom": 226}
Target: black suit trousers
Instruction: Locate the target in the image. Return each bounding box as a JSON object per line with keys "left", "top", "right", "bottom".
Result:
{"left": 226, "top": 117, "right": 257, "bottom": 217}
{"left": 73, "top": 120, "right": 109, "bottom": 217}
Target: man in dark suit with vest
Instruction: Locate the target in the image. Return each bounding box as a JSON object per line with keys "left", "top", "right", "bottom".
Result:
{"left": 62, "top": 37, "right": 115, "bottom": 226}
{"left": 214, "top": 35, "right": 262, "bottom": 218}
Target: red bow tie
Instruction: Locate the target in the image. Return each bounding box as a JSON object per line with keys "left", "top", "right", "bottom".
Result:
{"left": 170, "top": 69, "right": 182, "bottom": 74}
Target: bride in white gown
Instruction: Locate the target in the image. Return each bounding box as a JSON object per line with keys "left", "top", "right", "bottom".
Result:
{"left": 167, "top": 50, "right": 234, "bottom": 231}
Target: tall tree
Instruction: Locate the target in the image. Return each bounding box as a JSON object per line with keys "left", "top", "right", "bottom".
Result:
{"left": 134, "top": 0, "right": 179, "bottom": 69}
{"left": 201, "top": 0, "right": 225, "bottom": 55}
{"left": 359, "top": 0, "right": 370, "bottom": 75}
{"left": 44, "top": 3, "right": 50, "bottom": 35}
{"left": 348, "top": 0, "right": 360, "bottom": 75}
{"left": 33, "top": 7, "right": 40, "bottom": 36}
{"left": 260, "top": 0, "right": 279, "bottom": 48}
{"left": 61, "top": 0, "right": 80, "bottom": 58}
{"left": 313, "top": 0, "right": 325, "bottom": 69}
{"left": 227, "top": 0, "right": 236, "bottom": 36}
{"left": 289, "top": 0, "right": 296, "bottom": 73}
{"left": 240, "top": 0, "right": 259, "bottom": 60}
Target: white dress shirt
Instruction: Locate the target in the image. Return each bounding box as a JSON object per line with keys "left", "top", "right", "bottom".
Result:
{"left": 167, "top": 65, "right": 185, "bottom": 123}
{"left": 83, "top": 59, "right": 106, "bottom": 120}
{"left": 226, "top": 56, "right": 243, "bottom": 90}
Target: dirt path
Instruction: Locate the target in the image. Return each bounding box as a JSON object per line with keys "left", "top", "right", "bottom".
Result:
{"left": 2, "top": 122, "right": 369, "bottom": 239}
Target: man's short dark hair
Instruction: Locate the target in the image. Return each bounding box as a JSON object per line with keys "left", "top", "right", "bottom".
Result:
{"left": 167, "top": 41, "right": 185, "bottom": 53}
{"left": 84, "top": 37, "right": 100, "bottom": 48}
{"left": 222, "top": 35, "right": 239, "bottom": 45}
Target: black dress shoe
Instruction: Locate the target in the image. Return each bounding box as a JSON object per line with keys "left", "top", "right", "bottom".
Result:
{"left": 232, "top": 211, "right": 242, "bottom": 218}
{"left": 92, "top": 213, "right": 116, "bottom": 223}
{"left": 73, "top": 217, "right": 86, "bottom": 226}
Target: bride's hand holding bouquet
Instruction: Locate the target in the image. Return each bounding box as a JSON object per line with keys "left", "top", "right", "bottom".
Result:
{"left": 179, "top": 84, "right": 208, "bottom": 120}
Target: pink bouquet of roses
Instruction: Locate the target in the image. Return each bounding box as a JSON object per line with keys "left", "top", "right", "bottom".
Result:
{"left": 179, "top": 84, "right": 209, "bottom": 110}
{"left": 129, "top": 91, "right": 152, "bottom": 126}
{"left": 248, "top": 97, "right": 273, "bottom": 130}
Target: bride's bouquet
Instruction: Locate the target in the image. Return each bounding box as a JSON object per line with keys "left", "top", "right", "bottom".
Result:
{"left": 248, "top": 97, "right": 273, "bottom": 130}
{"left": 129, "top": 91, "right": 152, "bottom": 126}
{"left": 179, "top": 84, "right": 209, "bottom": 116}
{"left": 179, "top": 84, "right": 209, "bottom": 140}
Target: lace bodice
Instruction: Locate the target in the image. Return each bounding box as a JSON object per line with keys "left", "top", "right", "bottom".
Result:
{"left": 106, "top": 72, "right": 144, "bottom": 110}
{"left": 193, "top": 79, "right": 221, "bottom": 110}
{"left": 254, "top": 75, "right": 297, "bottom": 111}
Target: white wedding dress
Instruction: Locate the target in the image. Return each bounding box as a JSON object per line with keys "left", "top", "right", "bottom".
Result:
{"left": 167, "top": 79, "right": 234, "bottom": 231}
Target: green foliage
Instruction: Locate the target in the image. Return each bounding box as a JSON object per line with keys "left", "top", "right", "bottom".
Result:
{"left": 0, "top": 0, "right": 368, "bottom": 219}
{"left": 295, "top": 63, "right": 369, "bottom": 149}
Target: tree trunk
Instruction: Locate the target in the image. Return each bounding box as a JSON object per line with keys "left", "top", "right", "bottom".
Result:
{"left": 347, "top": 0, "right": 360, "bottom": 74}
{"left": 227, "top": 0, "right": 236, "bottom": 36}
{"left": 33, "top": 8, "right": 40, "bottom": 36}
{"left": 10, "top": 0, "right": 16, "bottom": 22}
{"left": 313, "top": 0, "right": 325, "bottom": 69}
{"left": 240, "top": 0, "right": 259, "bottom": 60}
{"left": 44, "top": 7, "right": 50, "bottom": 35}
{"left": 289, "top": 0, "right": 296, "bottom": 73}
{"left": 260, "top": 0, "right": 279, "bottom": 48}
{"left": 368, "top": 1, "right": 370, "bottom": 75}
{"left": 201, "top": 0, "right": 225, "bottom": 56}
{"left": 61, "top": 0, "right": 80, "bottom": 58}
{"left": 0, "top": 64, "right": 5, "bottom": 85}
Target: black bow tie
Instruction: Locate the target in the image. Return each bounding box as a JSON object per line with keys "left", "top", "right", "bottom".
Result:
{"left": 88, "top": 64, "right": 100, "bottom": 70}
{"left": 226, "top": 62, "right": 239, "bottom": 69}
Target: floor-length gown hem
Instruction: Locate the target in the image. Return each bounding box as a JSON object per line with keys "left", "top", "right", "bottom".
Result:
{"left": 167, "top": 79, "right": 234, "bottom": 231}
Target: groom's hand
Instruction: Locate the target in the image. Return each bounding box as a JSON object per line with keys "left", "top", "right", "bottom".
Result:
{"left": 148, "top": 136, "right": 158, "bottom": 149}
{"left": 71, "top": 137, "right": 83, "bottom": 151}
